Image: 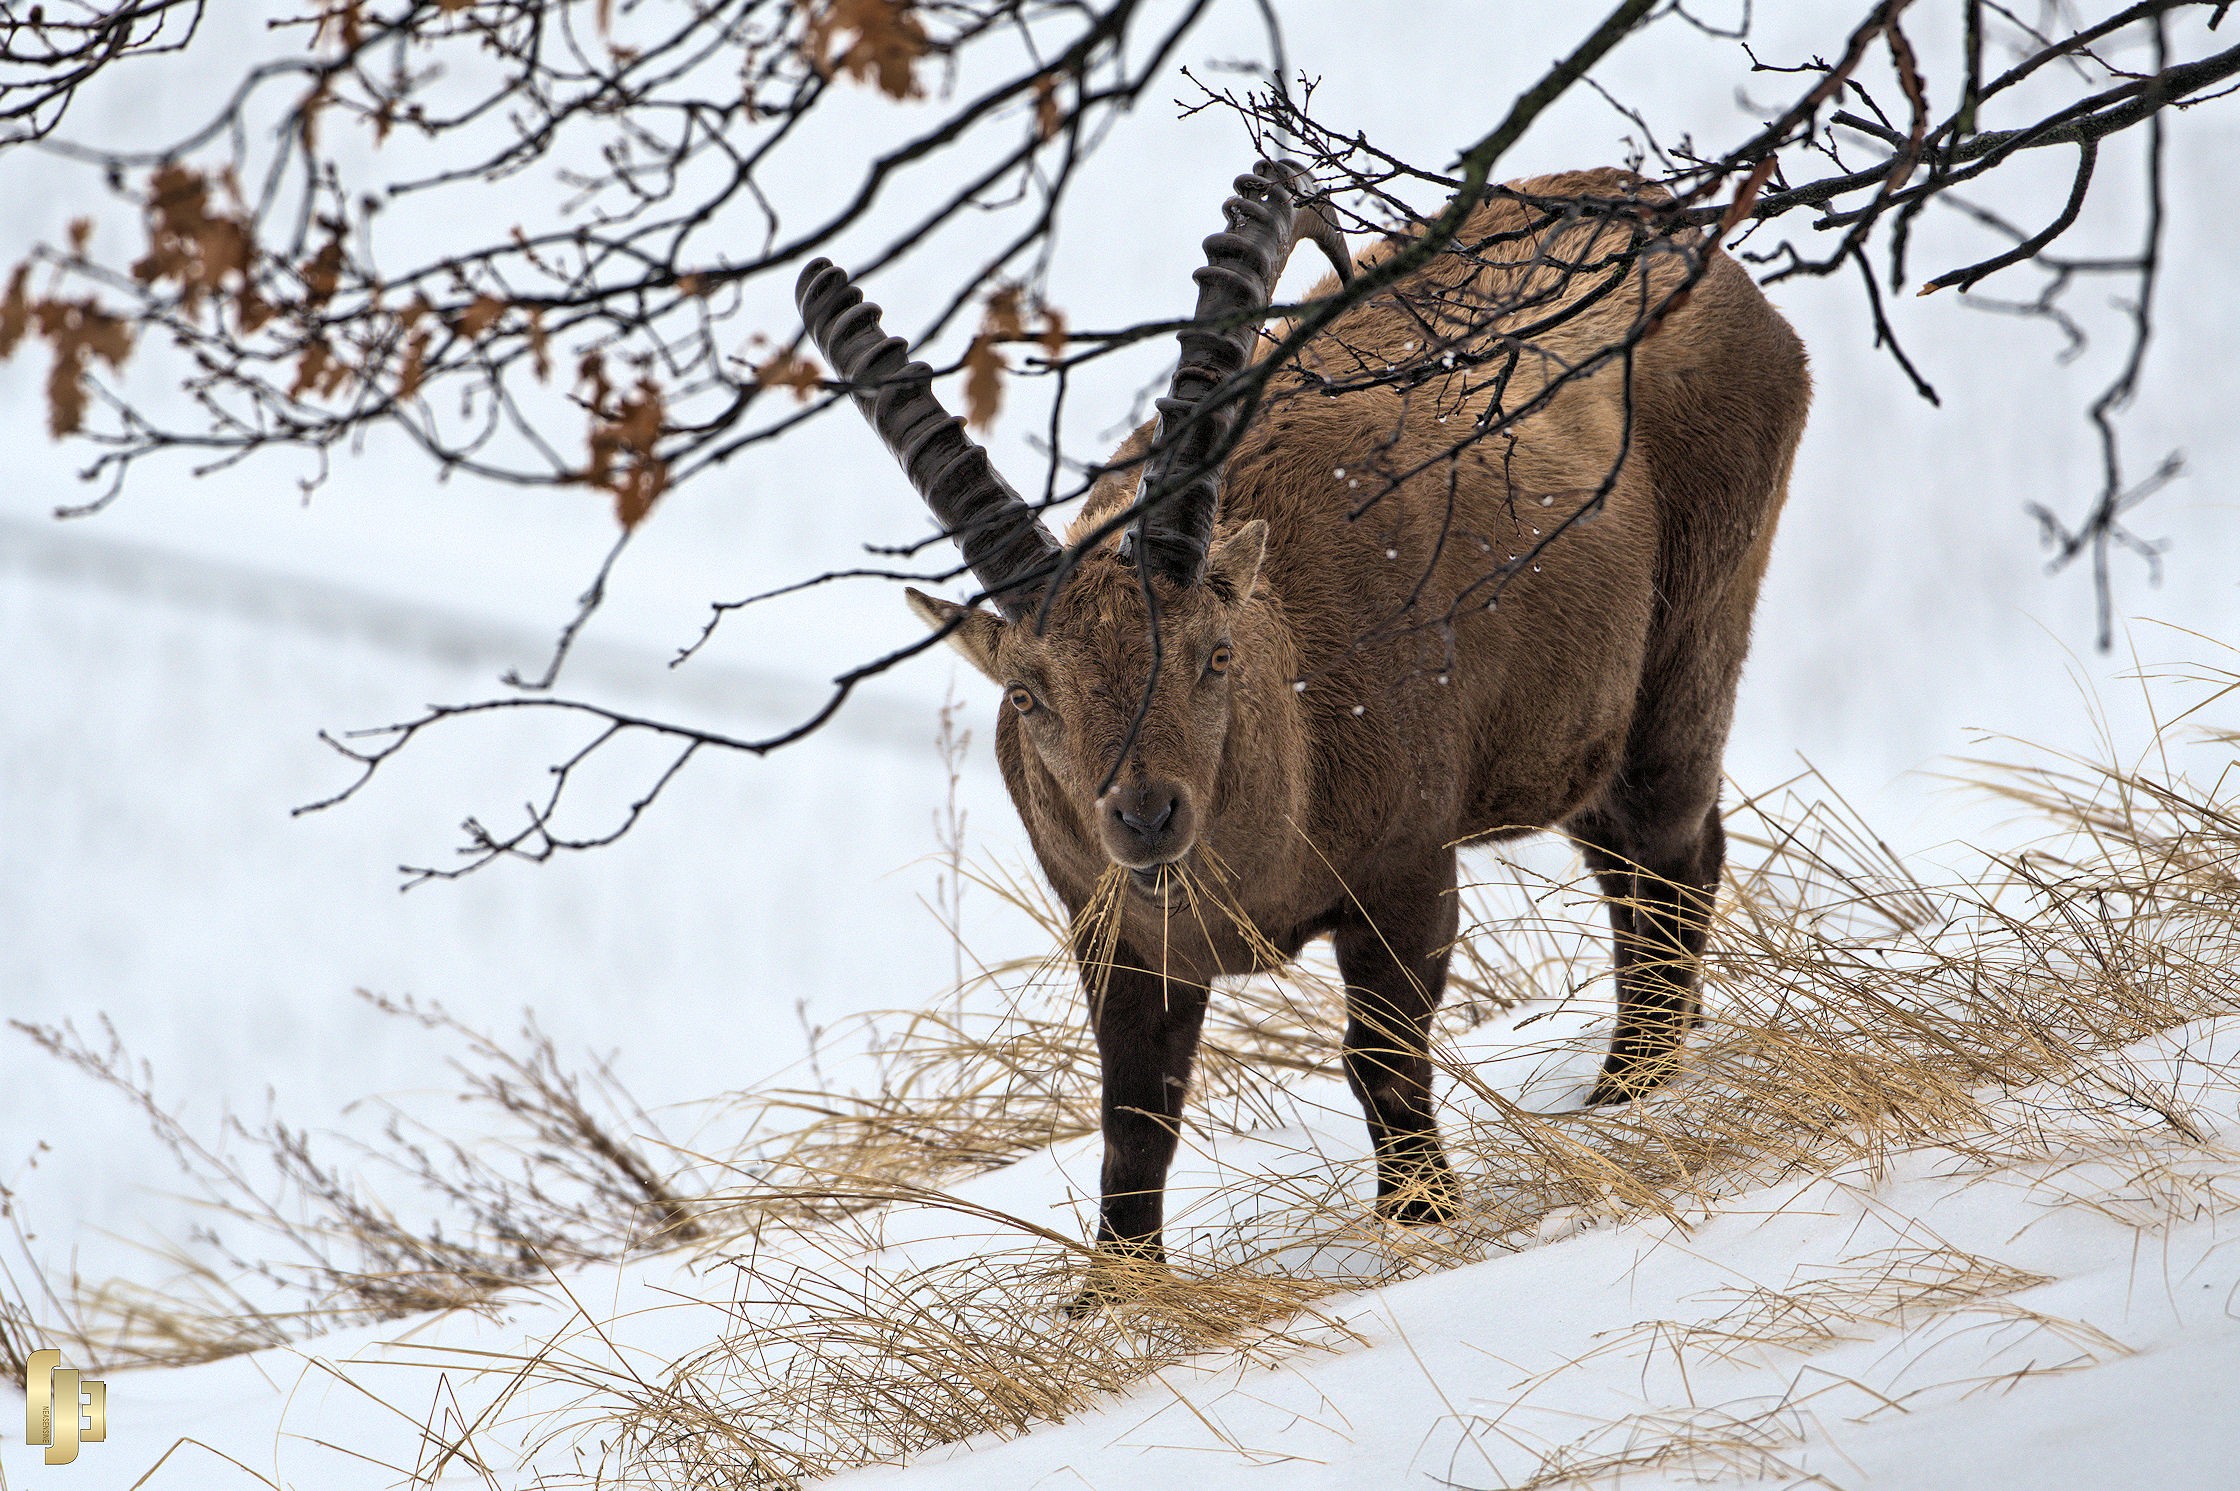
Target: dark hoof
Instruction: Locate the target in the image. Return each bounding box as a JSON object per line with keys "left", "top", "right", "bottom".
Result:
{"left": 1064, "top": 1245, "right": 1169, "bottom": 1316}
{"left": 1587, "top": 1052, "right": 1681, "bottom": 1106}
{"left": 1377, "top": 1188, "right": 1460, "bottom": 1226}
{"left": 1375, "top": 1159, "right": 1461, "bottom": 1226}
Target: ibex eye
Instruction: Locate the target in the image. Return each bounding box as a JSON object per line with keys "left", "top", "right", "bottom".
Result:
{"left": 1207, "top": 644, "right": 1234, "bottom": 676}
{"left": 1007, "top": 685, "right": 1037, "bottom": 713}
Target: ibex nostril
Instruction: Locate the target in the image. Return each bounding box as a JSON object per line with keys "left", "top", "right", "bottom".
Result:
{"left": 1116, "top": 795, "right": 1175, "bottom": 838}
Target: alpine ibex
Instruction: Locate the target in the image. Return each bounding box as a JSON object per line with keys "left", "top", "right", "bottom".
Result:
{"left": 797, "top": 160, "right": 1809, "bottom": 1270}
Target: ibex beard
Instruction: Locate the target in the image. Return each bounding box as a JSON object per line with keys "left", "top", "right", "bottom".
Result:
{"left": 804, "top": 161, "right": 1809, "bottom": 1296}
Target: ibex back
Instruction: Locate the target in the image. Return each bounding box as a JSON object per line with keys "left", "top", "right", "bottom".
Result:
{"left": 799, "top": 162, "right": 1808, "bottom": 1277}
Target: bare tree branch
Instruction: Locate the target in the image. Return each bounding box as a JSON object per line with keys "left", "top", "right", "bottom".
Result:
{"left": 1, "top": 0, "right": 2230, "bottom": 876}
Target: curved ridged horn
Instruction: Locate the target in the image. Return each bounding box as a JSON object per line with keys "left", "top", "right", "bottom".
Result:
{"left": 796, "top": 257, "right": 1059, "bottom": 619}
{"left": 1129, "top": 160, "right": 1353, "bottom": 586}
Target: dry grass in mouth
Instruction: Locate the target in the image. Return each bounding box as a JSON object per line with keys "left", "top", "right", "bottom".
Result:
{"left": 3, "top": 665, "right": 2238, "bottom": 1486}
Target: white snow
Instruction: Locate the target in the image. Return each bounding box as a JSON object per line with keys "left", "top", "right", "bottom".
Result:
{"left": 4, "top": 1000, "right": 2236, "bottom": 1489}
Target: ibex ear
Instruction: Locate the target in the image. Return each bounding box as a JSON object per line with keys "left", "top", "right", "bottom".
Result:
{"left": 905, "top": 588, "right": 1004, "bottom": 682}
{"left": 1205, "top": 519, "right": 1268, "bottom": 604}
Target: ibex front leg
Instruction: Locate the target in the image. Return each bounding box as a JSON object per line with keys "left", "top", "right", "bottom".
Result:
{"left": 1334, "top": 859, "right": 1460, "bottom": 1225}
{"left": 1084, "top": 952, "right": 1209, "bottom": 1268}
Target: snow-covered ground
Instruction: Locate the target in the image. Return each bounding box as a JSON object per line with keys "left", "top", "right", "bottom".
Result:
{"left": 832, "top": 1027, "right": 2240, "bottom": 1491}
{"left": 5, "top": 2, "right": 2240, "bottom": 1486}
{"left": 5, "top": 991, "right": 2234, "bottom": 1490}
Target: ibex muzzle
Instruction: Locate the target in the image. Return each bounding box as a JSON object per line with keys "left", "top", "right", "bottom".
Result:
{"left": 803, "top": 160, "right": 1810, "bottom": 1293}
{"left": 1101, "top": 777, "right": 1189, "bottom": 867}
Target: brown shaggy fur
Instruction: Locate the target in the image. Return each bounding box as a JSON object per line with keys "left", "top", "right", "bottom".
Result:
{"left": 909, "top": 168, "right": 1810, "bottom": 1264}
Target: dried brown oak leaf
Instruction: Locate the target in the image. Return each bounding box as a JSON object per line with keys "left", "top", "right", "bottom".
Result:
{"left": 132, "top": 165, "right": 254, "bottom": 317}
{"left": 0, "top": 266, "right": 29, "bottom": 358}
{"left": 391, "top": 296, "right": 433, "bottom": 398}
{"left": 299, "top": 234, "right": 347, "bottom": 313}
{"left": 963, "top": 284, "right": 1039, "bottom": 427}
{"left": 1034, "top": 72, "right": 1063, "bottom": 141}
{"left": 586, "top": 377, "right": 668, "bottom": 530}
{"left": 289, "top": 339, "right": 350, "bottom": 401}
{"left": 396, "top": 327, "right": 431, "bottom": 399}
{"left": 751, "top": 346, "right": 823, "bottom": 402}
{"left": 527, "top": 308, "right": 552, "bottom": 381}
{"left": 454, "top": 293, "right": 506, "bottom": 339}
{"left": 315, "top": 0, "right": 367, "bottom": 53}
{"left": 31, "top": 298, "right": 132, "bottom": 437}
{"left": 799, "top": 0, "right": 928, "bottom": 102}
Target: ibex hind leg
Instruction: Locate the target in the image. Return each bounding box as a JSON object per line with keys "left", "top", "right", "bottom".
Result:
{"left": 1572, "top": 791, "right": 1725, "bottom": 1107}
{"left": 1334, "top": 859, "right": 1462, "bottom": 1224}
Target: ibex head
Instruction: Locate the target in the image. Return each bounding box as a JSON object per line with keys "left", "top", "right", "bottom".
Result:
{"left": 906, "top": 517, "right": 1271, "bottom": 882}
{"left": 797, "top": 161, "right": 1348, "bottom": 891}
